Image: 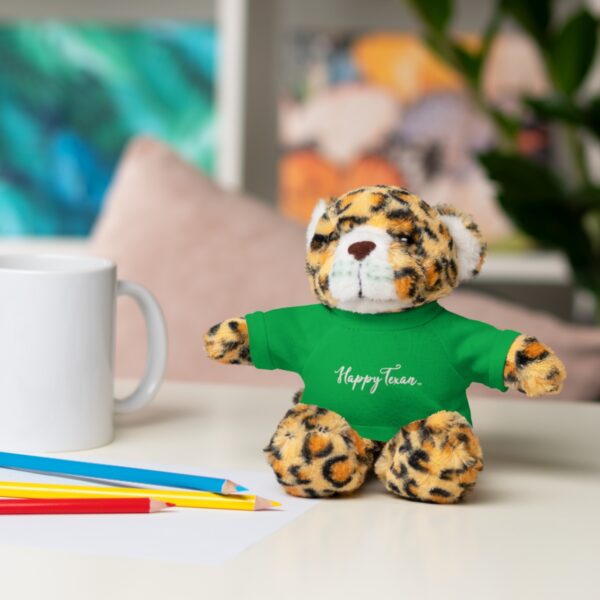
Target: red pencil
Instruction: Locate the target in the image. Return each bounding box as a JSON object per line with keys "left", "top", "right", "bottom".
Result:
{"left": 0, "top": 497, "right": 174, "bottom": 515}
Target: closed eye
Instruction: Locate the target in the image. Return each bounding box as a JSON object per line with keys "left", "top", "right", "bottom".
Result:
{"left": 310, "top": 231, "right": 339, "bottom": 251}
{"left": 310, "top": 234, "right": 329, "bottom": 251}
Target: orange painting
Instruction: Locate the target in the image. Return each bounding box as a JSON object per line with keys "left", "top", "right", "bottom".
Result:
{"left": 278, "top": 32, "right": 549, "bottom": 247}
{"left": 281, "top": 151, "right": 405, "bottom": 223}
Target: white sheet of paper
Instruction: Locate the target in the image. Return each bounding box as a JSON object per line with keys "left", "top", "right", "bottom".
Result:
{"left": 0, "top": 462, "right": 319, "bottom": 565}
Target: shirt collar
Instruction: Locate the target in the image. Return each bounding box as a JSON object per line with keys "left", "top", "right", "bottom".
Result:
{"left": 327, "top": 301, "right": 443, "bottom": 330}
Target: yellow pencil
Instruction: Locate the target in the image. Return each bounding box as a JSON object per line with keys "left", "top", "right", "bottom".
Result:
{"left": 0, "top": 481, "right": 280, "bottom": 511}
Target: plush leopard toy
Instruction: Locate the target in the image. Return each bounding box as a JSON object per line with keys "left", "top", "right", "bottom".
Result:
{"left": 204, "top": 185, "right": 566, "bottom": 504}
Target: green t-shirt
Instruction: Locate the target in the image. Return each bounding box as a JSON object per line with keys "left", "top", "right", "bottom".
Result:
{"left": 245, "top": 302, "right": 520, "bottom": 441}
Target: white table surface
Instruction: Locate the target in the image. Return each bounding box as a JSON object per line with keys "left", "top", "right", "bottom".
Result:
{"left": 1, "top": 380, "right": 598, "bottom": 600}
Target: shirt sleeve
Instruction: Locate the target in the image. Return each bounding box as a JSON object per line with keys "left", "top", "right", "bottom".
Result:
{"left": 437, "top": 310, "right": 521, "bottom": 391}
{"left": 245, "top": 305, "right": 323, "bottom": 373}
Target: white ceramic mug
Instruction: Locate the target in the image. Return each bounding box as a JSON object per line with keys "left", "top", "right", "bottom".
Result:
{"left": 0, "top": 254, "right": 167, "bottom": 452}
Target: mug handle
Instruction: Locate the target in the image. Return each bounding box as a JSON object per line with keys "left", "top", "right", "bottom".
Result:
{"left": 114, "top": 280, "right": 168, "bottom": 414}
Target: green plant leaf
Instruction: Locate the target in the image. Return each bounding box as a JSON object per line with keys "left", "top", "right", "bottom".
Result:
{"left": 481, "top": 4, "right": 501, "bottom": 59}
{"left": 478, "top": 151, "right": 594, "bottom": 267}
{"left": 548, "top": 9, "right": 598, "bottom": 94}
{"left": 583, "top": 97, "right": 600, "bottom": 139}
{"left": 573, "top": 186, "right": 600, "bottom": 212}
{"left": 479, "top": 151, "right": 564, "bottom": 200}
{"left": 582, "top": 209, "right": 600, "bottom": 257}
{"left": 525, "top": 96, "right": 583, "bottom": 124}
{"left": 422, "top": 30, "right": 447, "bottom": 58}
{"left": 501, "top": 0, "right": 551, "bottom": 42}
{"left": 406, "top": 0, "right": 452, "bottom": 33}
{"left": 488, "top": 108, "right": 521, "bottom": 138}
{"left": 526, "top": 95, "right": 600, "bottom": 141}
{"left": 449, "top": 41, "right": 481, "bottom": 85}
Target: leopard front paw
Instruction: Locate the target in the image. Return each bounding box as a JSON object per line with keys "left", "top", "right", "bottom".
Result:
{"left": 204, "top": 317, "right": 252, "bottom": 365}
{"left": 504, "top": 335, "right": 566, "bottom": 397}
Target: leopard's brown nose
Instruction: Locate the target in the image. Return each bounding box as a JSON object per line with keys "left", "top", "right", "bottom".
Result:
{"left": 348, "top": 241, "right": 376, "bottom": 261}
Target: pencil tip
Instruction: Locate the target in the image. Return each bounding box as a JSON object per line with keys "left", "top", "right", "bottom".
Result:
{"left": 254, "top": 496, "right": 281, "bottom": 511}
{"left": 149, "top": 500, "right": 174, "bottom": 512}
{"left": 222, "top": 480, "right": 248, "bottom": 494}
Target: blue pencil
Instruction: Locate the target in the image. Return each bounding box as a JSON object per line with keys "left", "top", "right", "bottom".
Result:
{"left": 0, "top": 452, "right": 248, "bottom": 495}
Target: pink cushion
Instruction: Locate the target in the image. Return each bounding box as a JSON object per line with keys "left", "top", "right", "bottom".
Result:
{"left": 91, "top": 137, "right": 311, "bottom": 387}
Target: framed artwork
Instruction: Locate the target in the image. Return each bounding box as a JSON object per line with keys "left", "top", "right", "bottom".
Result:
{"left": 0, "top": 21, "right": 217, "bottom": 236}
{"left": 279, "top": 32, "right": 550, "bottom": 249}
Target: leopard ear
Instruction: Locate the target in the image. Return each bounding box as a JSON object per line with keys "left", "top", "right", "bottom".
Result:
{"left": 436, "top": 205, "right": 487, "bottom": 281}
{"left": 306, "top": 198, "right": 329, "bottom": 249}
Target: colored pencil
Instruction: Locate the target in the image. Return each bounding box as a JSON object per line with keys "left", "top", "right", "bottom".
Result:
{"left": 0, "top": 451, "right": 247, "bottom": 494}
{"left": 0, "top": 481, "right": 280, "bottom": 511}
{"left": 0, "top": 497, "right": 172, "bottom": 515}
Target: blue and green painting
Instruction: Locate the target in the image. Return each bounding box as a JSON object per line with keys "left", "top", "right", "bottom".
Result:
{"left": 0, "top": 21, "right": 217, "bottom": 236}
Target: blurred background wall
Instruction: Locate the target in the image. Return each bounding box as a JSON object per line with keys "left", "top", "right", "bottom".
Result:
{"left": 0, "top": 0, "right": 597, "bottom": 324}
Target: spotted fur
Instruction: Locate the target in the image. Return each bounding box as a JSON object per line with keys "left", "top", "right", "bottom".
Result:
{"left": 305, "top": 185, "right": 485, "bottom": 309}
{"left": 375, "top": 411, "right": 483, "bottom": 504}
{"left": 263, "top": 403, "right": 381, "bottom": 498}
{"left": 203, "top": 318, "right": 252, "bottom": 365}
{"left": 504, "top": 334, "right": 566, "bottom": 396}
